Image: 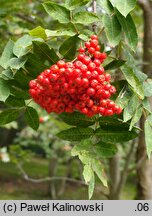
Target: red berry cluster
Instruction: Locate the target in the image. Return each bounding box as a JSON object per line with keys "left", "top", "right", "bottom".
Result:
{"left": 29, "top": 35, "right": 122, "bottom": 117}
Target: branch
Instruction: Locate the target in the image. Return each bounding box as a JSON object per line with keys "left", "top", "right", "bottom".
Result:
{"left": 16, "top": 163, "right": 85, "bottom": 185}
{"left": 16, "top": 162, "right": 109, "bottom": 198}
{"left": 137, "top": 0, "right": 151, "bottom": 11}
{"left": 92, "top": 0, "right": 97, "bottom": 32}
{"left": 116, "top": 141, "right": 136, "bottom": 196}
{"left": 15, "top": 13, "right": 36, "bottom": 24}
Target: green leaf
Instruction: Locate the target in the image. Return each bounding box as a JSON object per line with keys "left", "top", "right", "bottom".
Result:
{"left": 65, "top": 0, "right": 90, "bottom": 10}
{"left": 0, "top": 40, "right": 14, "bottom": 69}
{"left": 73, "top": 12, "right": 99, "bottom": 24}
{"left": 95, "top": 128, "right": 138, "bottom": 143}
{"left": 25, "top": 106, "right": 39, "bottom": 130}
{"left": 25, "top": 53, "right": 48, "bottom": 77}
{"left": 121, "top": 65, "right": 144, "bottom": 99}
{"left": 57, "top": 127, "right": 94, "bottom": 141}
{"left": 88, "top": 172, "right": 95, "bottom": 199}
{"left": 79, "top": 152, "right": 93, "bottom": 164}
{"left": 45, "top": 29, "right": 76, "bottom": 37}
{"left": 95, "top": 142, "right": 117, "bottom": 158}
{"left": 83, "top": 164, "right": 94, "bottom": 184}
{"left": 29, "top": 26, "right": 47, "bottom": 40}
{"left": 98, "top": 0, "right": 114, "bottom": 14}
{"left": 142, "top": 98, "right": 151, "bottom": 113}
{"left": 0, "top": 78, "right": 10, "bottom": 102}
{"left": 71, "top": 139, "right": 92, "bottom": 156}
{"left": 123, "top": 47, "right": 147, "bottom": 82}
{"left": 143, "top": 79, "right": 152, "bottom": 97}
{"left": 5, "top": 95, "right": 25, "bottom": 107}
{"left": 59, "top": 112, "right": 95, "bottom": 127}
{"left": 145, "top": 115, "right": 152, "bottom": 159}
{"left": 10, "top": 85, "right": 30, "bottom": 100}
{"left": 42, "top": 2, "right": 70, "bottom": 23}
{"left": 13, "top": 69, "right": 33, "bottom": 90}
{"left": 129, "top": 106, "right": 142, "bottom": 130}
{"left": 32, "top": 41, "right": 59, "bottom": 64}
{"left": 13, "top": 35, "right": 33, "bottom": 57}
{"left": 0, "top": 109, "right": 20, "bottom": 126}
{"left": 110, "top": 0, "right": 136, "bottom": 17}
{"left": 59, "top": 35, "right": 80, "bottom": 60}
{"left": 115, "top": 84, "right": 133, "bottom": 108}
{"left": 99, "top": 116, "right": 129, "bottom": 130}
{"left": 102, "top": 14, "right": 122, "bottom": 46}
{"left": 8, "top": 56, "right": 27, "bottom": 69}
{"left": 123, "top": 94, "right": 140, "bottom": 122}
{"left": 0, "top": 69, "right": 13, "bottom": 80}
{"left": 92, "top": 159, "right": 107, "bottom": 187}
{"left": 116, "top": 11, "right": 138, "bottom": 51}
{"left": 104, "top": 60, "right": 126, "bottom": 70}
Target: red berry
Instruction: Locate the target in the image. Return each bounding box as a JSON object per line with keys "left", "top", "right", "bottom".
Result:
{"left": 87, "top": 88, "right": 95, "bottom": 96}
{"left": 100, "top": 99, "right": 108, "bottom": 107}
{"left": 96, "top": 45, "right": 101, "bottom": 51}
{"left": 109, "top": 86, "right": 116, "bottom": 94}
{"left": 81, "top": 78, "right": 89, "bottom": 88}
{"left": 88, "top": 47, "right": 96, "bottom": 54}
{"left": 105, "top": 73, "right": 111, "bottom": 81}
{"left": 93, "top": 59, "right": 101, "bottom": 66}
{"left": 102, "top": 90, "right": 111, "bottom": 99}
{"left": 104, "top": 109, "right": 114, "bottom": 116}
{"left": 57, "top": 60, "right": 66, "bottom": 68}
{"left": 90, "top": 79, "right": 98, "bottom": 88}
{"left": 100, "top": 52, "right": 107, "bottom": 60}
{"left": 98, "top": 106, "right": 105, "bottom": 115}
{"left": 88, "top": 62, "right": 96, "bottom": 71}
{"left": 91, "top": 35, "right": 98, "bottom": 40}
{"left": 86, "top": 99, "right": 94, "bottom": 107}
{"left": 81, "top": 107, "right": 88, "bottom": 114}
{"left": 85, "top": 42, "right": 91, "bottom": 49}
{"left": 90, "top": 39, "right": 98, "bottom": 48}
{"left": 29, "top": 80, "right": 37, "bottom": 88}
{"left": 79, "top": 47, "right": 85, "bottom": 53}
{"left": 39, "top": 117, "right": 44, "bottom": 123}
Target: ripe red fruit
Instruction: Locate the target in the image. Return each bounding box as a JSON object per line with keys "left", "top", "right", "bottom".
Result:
{"left": 104, "top": 109, "right": 114, "bottom": 116}
{"left": 90, "top": 39, "right": 98, "bottom": 48}
{"left": 81, "top": 78, "right": 89, "bottom": 88}
{"left": 88, "top": 47, "right": 96, "bottom": 54}
{"left": 39, "top": 117, "right": 44, "bottom": 123}
{"left": 57, "top": 60, "right": 66, "bottom": 68}
{"left": 91, "top": 35, "right": 98, "bottom": 40}
{"left": 98, "top": 106, "right": 105, "bottom": 115}
{"left": 90, "top": 79, "right": 98, "bottom": 88}
{"left": 29, "top": 34, "right": 122, "bottom": 117}
{"left": 85, "top": 42, "right": 90, "bottom": 49}
{"left": 79, "top": 47, "right": 85, "bottom": 53}
{"left": 87, "top": 88, "right": 95, "bottom": 96}
{"left": 86, "top": 99, "right": 94, "bottom": 107}
{"left": 109, "top": 86, "right": 116, "bottom": 94}
{"left": 100, "top": 52, "right": 107, "bottom": 60}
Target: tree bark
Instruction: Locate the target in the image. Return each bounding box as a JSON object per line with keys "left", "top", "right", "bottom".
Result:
{"left": 109, "top": 154, "right": 120, "bottom": 199}
{"left": 136, "top": 0, "right": 152, "bottom": 200}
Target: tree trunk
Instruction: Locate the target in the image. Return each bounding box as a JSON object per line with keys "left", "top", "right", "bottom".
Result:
{"left": 136, "top": 0, "right": 152, "bottom": 200}
{"left": 48, "top": 156, "right": 58, "bottom": 199}
{"left": 109, "top": 154, "right": 120, "bottom": 199}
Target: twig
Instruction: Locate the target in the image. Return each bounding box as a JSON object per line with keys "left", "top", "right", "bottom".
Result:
{"left": 16, "top": 163, "right": 86, "bottom": 185}
{"left": 116, "top": 140, "right": 136, "bottom": 197}
{"left": 15, "top": 13, "right": 36, "bottom": 24}
{"left": 16, "top": 162, "right": 109, "bottom": 198}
